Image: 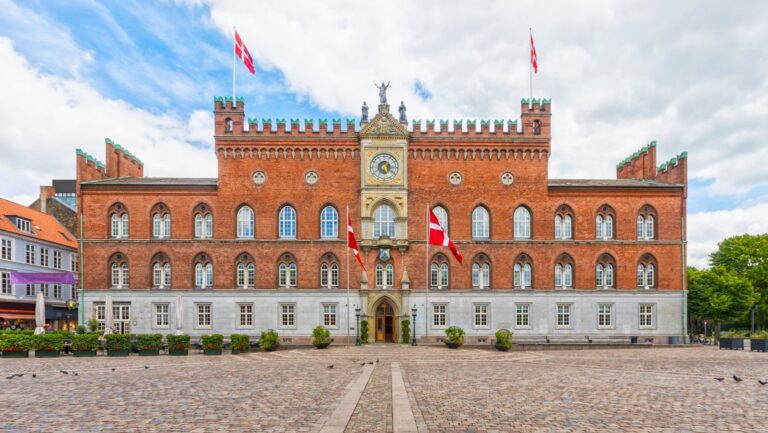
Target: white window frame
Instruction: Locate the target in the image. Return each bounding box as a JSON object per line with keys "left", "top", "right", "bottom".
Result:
{"left": 153, "top": 303, "right": 170, "bottom": 328}
{"left": 639, "top": 303, "right": 655, "bottom": 329}
{"left": 322, "top": 303, "right": 338, "bottom": 328}
{"left": 279, "top": 206, "right": 297, "bottom": 239}
{"left": 279, "top": 262, "right": 297, "bottom": 288}
{"left": 236, "top": 206, "right": 254, "bottom": 238}
{"left": 556, "top": 303, "right": 572, "bottom": 329}
{"left": 597, "top": 303, "right": 614, "bottom": 329}
{"left": 53, "top": 251, "right": 62, "bottom": 269}
{"left": 513, "top": 206, "right": 531, "bottom": 239}
{"left": 433, "top": 206, "right": 448, "bottom": 234}
{"left": 26, "top": 244, "right": 35, "bottom": 264}
{"left": 279, "top": 303, "right": 296, "bottom": 329}
{"left": 40, "top": 248, "right": 49, "bottom": 267}
{"left": 237, "top": 303, "right": 254, "bottom": 329}
{"left": 473, "top": 303, "right": 489, "bottom": 329}
{"left": 515, "top": 303, "right": 531, "bottom": 329}
{"left": 472, "top": 262, "right": 490, "bottom": 289}
{"left": 53, "top": 284, "right": 62, "bottom": 299}
{"left": 237, "top": 262, "right": 255, "bottom": 288}
{"left": 373, "top": 204, "right": 396, "bottom": 239}
{"left": 0, "top": 238, "right": 12, "bottom": 261}
{"left": 471, "top": 206, "right": 489, "bottom": 239}
{"left": 432, "top": 303, "right": 447, "bottom": 329}
{"left": 0, "top": 272, "right": 11, "bottom": 295}
{"left": 195, "top": 303, "right": 212, "bottom": 329}
{"left": 320, "top": 206, "right": 339, "bottom": 239}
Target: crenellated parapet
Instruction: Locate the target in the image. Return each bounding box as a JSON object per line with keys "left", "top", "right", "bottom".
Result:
{"left": 242, "top": 118, "right": 358, "bottom": 134}
{"left": 76, "top": 148, "right": 106, "bottom": 172}
{"left": 104, "top": 138, "right": 144, "bottom": 178}
{"left": 655, "top": 151, "right": 688, "bottom": 193}
{"left": 616, "top": 140, "right": 657, "bottom": 180}
{"left": 409, "top": 118, "right": 521, "bottom": 135}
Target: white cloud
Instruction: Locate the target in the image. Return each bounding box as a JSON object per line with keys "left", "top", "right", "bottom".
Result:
{"left": 0, "top": 38, "right": 215, "bottom": 204}
{"left": 688, "top": 203, "right": 768, "bottom": 268}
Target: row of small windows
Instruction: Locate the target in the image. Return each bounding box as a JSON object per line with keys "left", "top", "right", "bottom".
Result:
{"left": 106, "top": 252, "right": 657, "bottom": 290}
{"left": 108, "top": 203, "right": 658, "bottom": 241}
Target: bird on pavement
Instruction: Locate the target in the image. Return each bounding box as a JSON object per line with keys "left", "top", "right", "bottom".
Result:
{"left": 17, "top": 374, "right": 23, "bottom": 377}
{"left": 32, "top": 373, "right": 36, "bottom": 378}
{"left": 327, "top": 364, "right": 334, "bottom": 369}
{"left": 376, "top": 359, "right": 379, "bottom": 363}
{"left": 714, "top": 377, "right": 724, "bottom": 382}
{"left": 733, "top": 375, "right": 743, "bottom": 382}
{"left": 72, "top": 372, "right": 78, "bottom": 376}
{"left": 758, "top": 380, "right": 767, "bottom": 385}
{"left": 367, "top": 361, "right": 373, "bottom": 365}
{"left": 360, "top": 362, "right": 365, "bottom": 366}
{"left": 60, "top": 370, "right": 69, "bottom": 375}
{"left": 5, "top": 375, "right": 15, "bottom": 380}
{"left": 144, "top": 366, "right": 149, "bottom": 369}
{"left": 111, "top": 368, "right": 116, "bottom": 371}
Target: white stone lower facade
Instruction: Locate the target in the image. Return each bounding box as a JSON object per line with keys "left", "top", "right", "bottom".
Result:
{"left": 82, "top": 289, "right": 685, "bottom": 344}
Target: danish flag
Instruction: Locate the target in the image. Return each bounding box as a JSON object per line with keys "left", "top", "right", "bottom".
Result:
{"left": 234, "top": 30, "right": 255, "bottom": 74}
{"left": 530, "top": 31, "right": 538, "bottom": 74}
{"left": 428, "top": 208, "right": 463, "bottom": 263}
{"left": 347, "top": 214, "right": 365, "bottom": 270}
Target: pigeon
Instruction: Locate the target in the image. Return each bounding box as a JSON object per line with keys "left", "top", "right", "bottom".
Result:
{"left": 111, "top": 368, "right": 116, "bottom": 371}
{"left": 376, "top": 359, "right": 379, "bottom": 363}
{"left": 73, "top": 372, "right": 79, "bottom": 376}
{"left": 17, "top": 374, "right": 23, "bottom": 378}
{"left": 714, "top": 377, "right": 725, "bottom": 382}
{"left": 5, "top": 375, "right": 14, "bottom": 380}
{"left": 31, "top": 373, "right": 36, "bottom": 378}
{"left": 327, "top": 364, "right": 334, "bottom": 369}
{"left": 758, "top": 380, "right": 767, "bottom": 385}
{"left": 144, "top": 366, "right": 149, "bottom": 369}
{"left": 60, "top": 370, "right": 69, "bottom": 375}
{"left": 367, "top": 361, "right": 373, "bottom": 365}
{"left": 733, "top": 375, "right": 743, "bottom": 382}
{"left": 360, "top": 362, "right": 365, "bottom": 366}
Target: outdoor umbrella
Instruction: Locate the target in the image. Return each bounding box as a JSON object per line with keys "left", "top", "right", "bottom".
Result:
{"left": 104, "top": 295, "right": 113, "bottom": 335}
{"left": 34, "top": 291, "right": 46, "bottom": 335}
{"left": 175, "top": 295, "right": 183, "bottom": 335}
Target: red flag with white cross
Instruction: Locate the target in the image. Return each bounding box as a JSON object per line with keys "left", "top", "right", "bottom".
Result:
{"left": 234, "top": 30, "right": 255, "bottom": 74}
{"left": 347, "top": 214, "right": 365, "bottom": 270}
{"left": 530, "top": 31, "right": 538, "bottom": 73}
{"left": 428, "top": 207, "right": 463, "bottom": 263}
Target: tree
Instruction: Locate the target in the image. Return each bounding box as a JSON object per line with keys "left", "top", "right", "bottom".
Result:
{"left": 687, "top": 266, "right": 755, "bottom": 340}
{"left": 710, "top": 234, "right": 768, "bottom": 329}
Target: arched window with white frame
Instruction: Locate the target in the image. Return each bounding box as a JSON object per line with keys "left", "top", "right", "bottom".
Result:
{"left": 109, "top": 253, "right": 129, "bottom": 288}
{"left": 637, "top": 254, "right": 657, "bottom": 289}
{"left": 150, "top": 203, "right": 171, "bottom": 239}
{"left": 193, "top": 203, "right": 213, "bottom": 239}
{"left": 235, "top": 253, "right": 255, "bottom": 288}
{"left": 595, "top": 253, "right": 616, "bottom": 289}
{"left": 432, "top": 206, "right": 448, "bottom": 234}
{"left": 471, "top": 254, "right": 491, "bottom": 289}
{"left": 595, "top": 205, "right": 615, "bottom": 240}
{"left": 373, "top": 204, "right": 396, "bottom": 238}
{"left": 319, "top": 253, "right": 339, "bottom": 289}
{"left": 637, "top": 205, "right": 657, "bottom": 240}
{"left": 279, "top": 205, "right": 297, "bottom": 239}
{"left": 472, "top": 206, "right": 490, "bottom": 239}
{"left": 554, "top": 253, "right": 574, "bottom": 289}
{"left": 278, "top": 253, "right": 297, "bottom": 288}
{"left": 193, "top": 253, "right": 213, "bottom": 289}
{"left": 554, "top": 205, "right": 574, "bottom": 240}
{"left": 430, "top": 254, "right": 450, "bottom": 289}
{"left": 236, "top": 205, "right": 254, "bottom": 238}
{"left": 320, "top": 206, "right": 339, "bottom": 239}
{"left": 375, "top": 262, "right": 395, "bottom": 289}
{"left": 109, "top": 203, "right": 129, "bottom": 238}
{"left": 150, "top": 252, "right": 171, "bottom": 289}
{"left": 513, "top": 253, "right": 533, "bottom": 289}
{"left": 514, "top": 206, "right": 531, "bottom": 239}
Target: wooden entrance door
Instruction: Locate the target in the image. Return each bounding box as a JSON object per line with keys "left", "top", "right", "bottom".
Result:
{"left": 375, "top": 301, "right": 395, "bottom": 342}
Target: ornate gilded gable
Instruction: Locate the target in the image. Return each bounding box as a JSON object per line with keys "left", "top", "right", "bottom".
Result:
{"left": 359, "top": 105, "right": 409, "bottom": 139}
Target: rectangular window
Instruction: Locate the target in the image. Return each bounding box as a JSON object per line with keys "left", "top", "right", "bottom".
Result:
{"left": 239, "top": 303, "right": 253, "bottom": 327}
{"left": 639, "top": 304, "right": 654, "bottom": 328}
{"left": 15, "top": 218, "right": 32, "bottom": 233}
{"left": 42, "top": 284, "right": 49, "bottom": 297}
{"left": 515, "top": 304, "right": 530, "bottom": 328}
{"left": 53, "top": 251, "right": 62, "bottom": 269}
{"left": 53, "top": 284, "right": 62, "bottom": 299}
{"left": 556, "top": 304, "right": 572, "bottom": 328}
{"left": 280, "top": 303, "right": 295, "bottom": 327}
{"left": 72, "top": 283, "right": 78, "bottom": 301}
{"left": 196, "top": 303, "right": 211, "bottom": 328}
{"left": 1, "top": 238, "right": 12, "bottom": 260}
{"left": 71, "top": 254, "right": 78, "bottom": 272}
{"left": 323, "top": 304, "right": 337, "bottom": 327}
{"left": 154, "top": 304, "right": 169, "bottom": 327}
{"left": 0, "top": 272, "right": 11, "bottom": 295}
{"left": 474, "top": 304, "right": 489, "bottom": 328}
{"left": 26, "top": 284, "right": 35, "bottom": 296}
{"left": 598, "top": 304, "right": 613, "bottom": 328}
{"left": 26, "top": 244, "right": 35, "bottom": 264}
{"left": 40, "top": 248, "right": 49, "bottom": 267}
{"left": 95, "top": 304, "right": 106, "bottom": 331}
{"left": 433, "top": 304, "right": 447, "bottom": 327}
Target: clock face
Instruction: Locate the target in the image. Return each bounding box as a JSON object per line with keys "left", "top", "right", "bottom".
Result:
{"left": 369, "top": 153, "right": 399, "bottom": 182}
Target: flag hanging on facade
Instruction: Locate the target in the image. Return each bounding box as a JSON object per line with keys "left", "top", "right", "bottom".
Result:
{"left": 530, "top": 31, "right": 538, "bottom": 74}
{"left": 347, "top": 214, "right": 365, "bottom": 270}
{"left": 234, "top": 30, "right": 255, "bottom": 74}
{"left": 428, "top": 208, "right": 463, "bottom": 263}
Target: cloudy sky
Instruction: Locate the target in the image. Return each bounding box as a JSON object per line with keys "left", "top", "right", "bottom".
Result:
{"left": 0, "top": 0, "right": 766, "bottom": 267}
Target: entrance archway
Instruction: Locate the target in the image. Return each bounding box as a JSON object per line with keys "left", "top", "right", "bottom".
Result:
{"left": 374, "top": 299, "right": 397, "bottom": 343}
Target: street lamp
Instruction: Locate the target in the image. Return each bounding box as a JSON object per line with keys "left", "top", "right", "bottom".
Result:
{"left": 355, "top": 307, "right": 361, "bottom": 347}
{"left": 411, "top": 305, "right": 417, "bottom": 346}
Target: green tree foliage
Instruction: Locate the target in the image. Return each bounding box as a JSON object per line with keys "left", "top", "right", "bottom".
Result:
{"left": 401, "top": 319, "right": 411, "bottom": 344}
{"left": 688, "top": 266, "right": 755, "bottom": 340}
{"left": 709, "top": 234, "right": 768, "bottom": 328}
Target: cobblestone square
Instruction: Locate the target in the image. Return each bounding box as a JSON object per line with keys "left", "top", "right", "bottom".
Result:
{"left": 1, "top": 346, "right": 766, "bottom": 432}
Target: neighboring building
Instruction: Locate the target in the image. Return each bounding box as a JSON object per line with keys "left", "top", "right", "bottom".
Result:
{"left": 77, "top": 95, "right": 687, "bottom": 344}
{"left": 29, "top": 179, "right": 78, "bottom": 236}
{"left": 0, "top": 197, "right": 79, "bottom": 330}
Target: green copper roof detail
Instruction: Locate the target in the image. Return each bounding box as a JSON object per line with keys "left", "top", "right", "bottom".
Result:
{"left": 650, "top": 140, "right": 657, "bottom": 147}
{"left": 467, "top": 120, "right": 476, "bottom": 126}
{"left": 440, "top": 120, "right": 448, "bottom": 125}
{"left": 332, "top": 118, "right": 341, "bottom": 125}
{"left": 542, "top": 98, "right": 551, "bottom": 104}
{"left": 319, "top": 119, "right": 328, "bottom": 124}
{"left": 247, "top": 118, "right": 258, "bottom": 124}
{"left": 276, "top": 118, "right": 286, "bottom": 125}
{"left": 104, "top": 138, "right": 114, "bottom": 145}
{"left": 304, "top": 118, "right": 313, "bottom": 123}
{"left": 262, "top": 118, "right": 272, "bottom": 124}
{"left": 659, "top": 163, "right": 667, "bottom": 170}
{"left": 76, "top": 148, "right": 84, "bottom": 156}
{"left": 236, "top": 96, "right": 244, "bottom": 102}
{"left": 481, "top": 120, "right": 490, "bottom": 126}
{"left": 494, "top": 120, "right": 504, "bottom": 125}
{"left": 290, "top": 118, "right": 300, "bottom": 125}
{"left": 521, "top": 98, "right": 530, "bottom": 104}
{"left": 426, "top": 120, "right": 435, "bottom": 125}
{"left": 453, "top": 120, "right": 462, "bottom": 126}
{"left": 346, "top": 118, "right": 356, "bottom": 124}
{"left": 507, "top": 120, "right": 518, "bottom": 125}
{"left": 679, "top": 151, "right": 688, "bottom": 158}
{"left": 669, "top": 157, "right": 678, "bottom": 166}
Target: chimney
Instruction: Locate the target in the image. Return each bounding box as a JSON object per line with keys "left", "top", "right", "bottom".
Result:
{"left": 40, "top": 186, "right": 55, "bottom": 213}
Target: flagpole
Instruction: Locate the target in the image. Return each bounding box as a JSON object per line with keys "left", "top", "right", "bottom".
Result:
{"left": 346, "top": 203, "right": 351, "bottom": 348}
{"left": 233, "top": 26, "right": 237, "bottom": 107}
{"left": 425, "top": 203, "right": 430, "bottom": 344}
{"left": 529, "top": 27, "right": 533, "bottom": 106}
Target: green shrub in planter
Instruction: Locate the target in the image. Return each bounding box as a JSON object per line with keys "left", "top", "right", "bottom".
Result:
{"left": 230, "top": 334, "right": 250, "bottom": 354}
{"left": 260, "top": 329, "right": 280, "bottom": 352}
{"left": 137, "top": 333, "right": 162, "bottom": 355}
{"left": 202, "top": 334, "right": 224, "bottom": 355}
{"left": 72, "top": 333, "right": 99, "bottom": 356}
{"left": 87, "top": 318, "right": 100, "bottom": 333}
{"left": 32, "top": 333, "right": 64, "bottom": 357}
{"left": 311, "top": 326, "right": 331, "bottom": 349}
{"left": 75, "top": 325, "right": 87, "bottom": 335}
{"left": 166, "top": 334, "right": 190, "bottom": 355}
{"left": 0, "top": 333, "right": 32, "bottom": 357}
{"left": 494, "top": 329, "right": 513, "bottom": 351}
{"left": 444, "top": 326, "right": 465, "bottom": 349}
{"left": 401, "top": 319, "right": 411, "bottom": 344}
{"left": 751, "top": 330, "right": 768, "bottom": 352}
{"left": 105, "top": 334, "right": 131, "bottom": 356}
{"left": 360, "top": 320, "right": 370, "bottom": 344}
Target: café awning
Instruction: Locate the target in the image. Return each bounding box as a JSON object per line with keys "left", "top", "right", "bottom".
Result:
{"left": 10, "top": 272, "right": 75, "bottom": 285}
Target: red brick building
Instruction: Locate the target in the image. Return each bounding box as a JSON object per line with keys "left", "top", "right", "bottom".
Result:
{"left": 76, "top": 94, "right": 687, "bottom": 344}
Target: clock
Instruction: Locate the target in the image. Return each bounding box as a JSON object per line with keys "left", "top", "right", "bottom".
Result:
{"left": 369, "top": 153, "right": 399, "bottom": 182}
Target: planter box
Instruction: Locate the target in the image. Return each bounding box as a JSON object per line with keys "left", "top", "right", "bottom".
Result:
{"left": 445, "top": 342, "right": 462, "bottom": 349}
{"left": 139, "top": 349, "right": 160, "bottom": 356}
{"left": 203, "top": 348, "right": 222, "bottom": 355}
{"left": 169, "top": 348, "right": 188, "bottom": 356}
{"left": 231, "top": 348, "right": 249, "bottom": 354}
{"left": 2, "top": 350, "right": 29, "bottom": 358}
{"left": 313, "top": 342, "right": 331, "bottom": 349}
{"left": 73, "top": 350, "right": 97, "bottom": 357}
{"left": 751, "top": 338, "right": 768, "bottom": 352}
{"left": 34, "top": 350, "right": 61, "bottom": 358}
{"left": 719, "top": 338, "right": 744, "bottom": 350}
{"left": 494, "top": 344, "right": 510, "bottom": 352}
{"left": 107, "top": 349, "right": 130, "bottom": 357}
